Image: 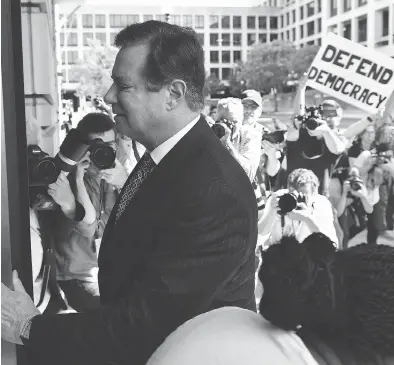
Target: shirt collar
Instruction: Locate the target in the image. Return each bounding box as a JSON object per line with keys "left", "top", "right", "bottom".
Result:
{"left": 150, "top": 115, "right": 200, "bottom": 165}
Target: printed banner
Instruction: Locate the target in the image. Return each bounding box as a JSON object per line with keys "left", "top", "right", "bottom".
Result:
{"left": 306, "top": 33, "right": 394, "bottom": 113}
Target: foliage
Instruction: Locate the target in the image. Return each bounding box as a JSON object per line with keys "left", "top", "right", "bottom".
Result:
{"left": 289, "top": 45, "right": 320, "bottom": 76}
{"left": 68, "top": 40, "right": 118, "bottom": 98}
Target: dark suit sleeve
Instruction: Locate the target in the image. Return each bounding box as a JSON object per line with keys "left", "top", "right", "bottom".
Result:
{"left": 28, "top": 184, "right": 256, "bottom": 365}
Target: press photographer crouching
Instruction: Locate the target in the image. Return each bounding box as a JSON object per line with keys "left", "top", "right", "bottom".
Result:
{"left": 258, "top": 168, "right": 338, "bottom": 248}
{"left": 28, "top": 113, "right": 127, "bottom": 312}
{"left": 212, "top": 97, "right": 261, "bottom": 182}
{"left": 287, "top": 99, "right": 347, "bottom": 195}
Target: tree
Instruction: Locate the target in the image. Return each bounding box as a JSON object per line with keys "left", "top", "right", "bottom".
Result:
{"left": 288, "top": 45, "right": 319, "bottom": 76}
{"left": 69, "top": 40, "right": 118, "bottom": 98}
{"left": 204, "top": 73, "right": 228, "bottom": 98}
{"left": 239, "top": 40, "right": 296, "bottom": 93}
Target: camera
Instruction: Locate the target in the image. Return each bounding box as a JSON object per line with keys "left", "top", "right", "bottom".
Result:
{"left": 211, "top": 120, "right": 235, "bottom": 139}
{"left": 93, "top": 96, "right": 101, "bottom": 107}
{"left": 278, "top": 191, "right": 307, "bottom": 215}
{"left": 303, "top": 106, "right": 324, "bottom": 131}
{"left": 28, "top": 129, "right": 116, "bottom": 210}
{"left": 262, "top": 130, "right": 286, "bottom": 144}
{"left": 348, "top": 175, "right": 363, "bottom": 191}
{"left": 28, "top": 145, "right": 60, "bottom": 187}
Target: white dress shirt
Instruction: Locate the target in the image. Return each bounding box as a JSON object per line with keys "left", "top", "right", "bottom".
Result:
{"left": 150, "top": 115, "right": 200, "bottom": 165}
{"left": 146, "top": 307, "right": 318, "bottom": 365}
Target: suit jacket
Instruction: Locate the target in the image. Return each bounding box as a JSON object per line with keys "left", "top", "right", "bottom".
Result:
{"left": 28, "top": 117, "right": 258, "bottom": 365}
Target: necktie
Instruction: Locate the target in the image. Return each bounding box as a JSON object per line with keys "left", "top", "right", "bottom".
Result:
{"left": 115, "top": 152, "right": 156, "bottom": 222}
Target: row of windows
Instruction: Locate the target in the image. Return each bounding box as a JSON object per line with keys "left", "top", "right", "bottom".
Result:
{"left": 279, "top": 18, "right": 321, "bottom": 42}
{"left": 280, "top": 0, "right": 322, "bottom": 27}
{"left": 61, "top": 31, "right": 281, "bottom": 47}
{"left": 210, "top": 67, "right": 233, "bottom": 80}
{"left": 210, "top": 50, "right": 242, "bottom": 63}
{"left": 62, "top": 13, "right": 279, "bottom": 30}
{"left": 330, "top": 0, "right": 368, "bottom": 17}
{"left": 328, "top": 9, "right": 389, "bottom": 43}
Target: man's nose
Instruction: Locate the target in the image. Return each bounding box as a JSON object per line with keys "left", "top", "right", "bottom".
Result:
{"left": 104, "top": 83, "right": 117, "bottom": 105}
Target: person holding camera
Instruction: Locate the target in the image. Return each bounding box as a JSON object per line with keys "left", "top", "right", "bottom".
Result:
{"left": 214, "top": 97, "right": 261, "bottom": 182}
{"left": 47, "top": 113, "right": 128, "bottom": 312}
{"left": 258, "top": 168, "right": 338, "bottom": 248}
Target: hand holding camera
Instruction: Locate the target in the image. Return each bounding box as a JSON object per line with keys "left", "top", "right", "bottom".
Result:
{"left": 76, "top": 153, "right": 91, "bottom": 182}
{"left": 211, "top": 120, "right": 235, "bottom": 141}
{"left": 100, "top": 159, "right": 128, "bottom": 188}
{"left": 47, "top": 172, "right": 75, "bottom": 211}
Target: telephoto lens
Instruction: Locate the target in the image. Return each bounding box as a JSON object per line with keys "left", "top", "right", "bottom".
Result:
{"left": 278, "top": 192, "right": 306, "bottom": 214}
{"left": 211, "top": 123, "right": 226, "bottom": 139}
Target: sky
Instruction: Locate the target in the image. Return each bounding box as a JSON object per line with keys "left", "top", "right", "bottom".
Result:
{"left": 83, "top": 0, "right": 265, "bottom": 7}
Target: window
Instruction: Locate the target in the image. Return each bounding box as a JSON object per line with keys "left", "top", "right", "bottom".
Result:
{"left": 95, "top": 32, "right": 106, "bottom": 45}
{"left": 95, "top": 15, "right": 105, "bottom": 28}
{"left": 82, "top": 14, "right": 93, "bottom": 28}
{"left": 382, "top": 8, "right": 389, "bottom": 37}
{"left": 258, "top": 33, "right": 267, "bottom": 43}
{"left": 247, "top": 16, "right": 256, "bottom": 29}
{"left": 210, "top": 15, "right": 219, "bottom": 28}
{"left": 221, "top": 16, "right": 230, "bottom": 29}
{"left": 307, "top": 21, "right": 314, "bottom": 36}
{"left": 307, "top": 2, "right": 314, "bottom": 17}
{"left": 222, "top": 51, "right": 231, "bottom": 63}
{"left": 156, "top": 15, "right": 166, "bottom": 22}
{"left": 210, "top": 33, "right": 219, "bottom": 46}
{"left": 343, "top": 0, "right": 351, "bottom": 12}
{"left": 270, "top": 16, "right": 278, "bottom": 29}
{"left": 210, "top": 68, "right": 219, "bottom": 78}
{"left": 66, "top": 51, "right": 78, "bottom": 64}
{"left": 109, "top": 15, "right": 139, "bottom": 28}
{"left": 292, "top": 28, "right": 296, "bottom": 41}
{"left": 280, "top": 15, "right": 284, "bottom": 28}
{"left": 247, "top": 33, "right": 256, "bottom": 45}
{"left": 358, "top": 16, "right": 367, "bottom": 42}
{"left": 83, "top": 32, "right": 93, "bottom": 46}
{"left": 210, "top": 51, "right": 219, "bottom": 63}
{"left": 330, "top": 0, "right": 338, "bottom": 17}
{"left": 317, "top": 18, "right": 322, "bottom": 32}
{"left": 67, "top": 32, "right": 78, "bottom": 46}
{"left": 143, "top": 15, "right": 153, "bottom": 21}
{"left": 358, "top": 0, "right": 367, "bottom": 6}
{"left": 300, "top": 6, "right": 304, "bottom": 20}
{"left": 66, "top": 14, "right": 77, "bottom": 28}
{"left": 233, "top": 16, "right": 241, "bottom": 28}
{"left": 300, "top": 24, "right": 304, "bottom": 38}
{"left": 233, "top": 51, "right": 241, "bottom": 62}
{"left": 270, "top": 33, "right": 278, "bottom": 41}
{"left": 307, "top": 40, "right": 315, "bottom": 46}
{"left": 317, "top": 0, "right": 322, "bottom": 12}
{"left": 292, "top": 10, "right": 296, "bottom": 23}
{"left": 259, "top": 16, "right": 267, "bottom": 29}
{"left": 171, "top": 15, "right": 181, "bottom": 25}
{"left": 183, "top": 15, "right": 193, "bottom": 27}
{"left": 110, "top": 32, "right": 117, "bottom": 45}
{"left": 222, "top": 33, "right": 230, "bottom": 46}
{"left": 222, "top": 68, "right": 231, "bottom": 80}
{"left": 195, "top": 15, "right": 204, "bottom": 28}
{"left": 286, "top": 13, "right": 290, "bottom": 26}
{"left": 317, "top": 38, "right": 322, "bottom": 46}
{"left": 286, "top": 30, "right": 290, "bottom": 40}
{"left": 196, "top": 33, "right": 204, "bottom": 46}
{"left": 343, "top": 20, "right": 351, "bottom": 40}
{"left": 233, "top": 33, "right": 242, "bottom": 46}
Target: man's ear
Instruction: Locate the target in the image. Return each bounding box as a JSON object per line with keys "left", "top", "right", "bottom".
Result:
{"left": 168, "top": 80, "right": 187, "bottom": 108}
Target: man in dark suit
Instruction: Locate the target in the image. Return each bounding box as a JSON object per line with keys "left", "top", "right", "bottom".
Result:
{"left": 2, "top": 21, "right": 257, "bottom": 365}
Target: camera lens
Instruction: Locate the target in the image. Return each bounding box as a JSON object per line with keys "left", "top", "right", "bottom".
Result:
{"left": 305, "top": 118, "right": 318, "bottom": 130}
{"left": 90, "top": 140, "right": 116, "bottom": 170}
{"left": 30, "top": 158, "right": 58, "bottom": 186}
{"left": 211, "top": 124, "right": 226, "bottom": 139}
{"left": 278, "top": 193, "right": 298, "bottom": 214}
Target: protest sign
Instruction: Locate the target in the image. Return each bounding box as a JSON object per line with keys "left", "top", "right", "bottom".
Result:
{"left": 306, "top": 33, "right": 394, "bottom": 114}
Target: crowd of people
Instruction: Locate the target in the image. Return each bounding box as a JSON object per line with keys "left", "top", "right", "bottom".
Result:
{"left": 2, "top": 19, "right": 394, "bottom": 365}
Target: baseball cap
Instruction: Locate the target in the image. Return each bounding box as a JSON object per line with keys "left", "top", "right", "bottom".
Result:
{"left": 241, "top": 90, "right": 263, "bottom": 108}
{"left": 322, "top": 99, "right": 341, "bottom": 110}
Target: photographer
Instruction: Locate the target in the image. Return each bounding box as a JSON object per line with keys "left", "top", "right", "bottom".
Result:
{"left": 47, "top": 113, "right": 127, "bottom": 312}
{"left": 258, "top": 168, "right": 338, "bottom": 248}
{"left": 214, "top": 97, "right": 261, "bottom": 182}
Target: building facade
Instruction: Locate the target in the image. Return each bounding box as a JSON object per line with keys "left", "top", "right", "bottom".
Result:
{"left": 56, "top": 0, "right": 393, "bottom": 89}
